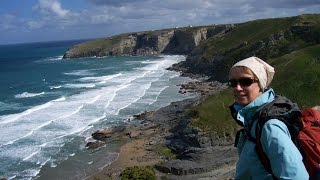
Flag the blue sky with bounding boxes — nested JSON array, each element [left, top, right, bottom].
[[1, 0, 320, 45]]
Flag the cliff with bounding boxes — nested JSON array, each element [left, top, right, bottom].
[[175, 14, 320, 82], [63, 25, 234, 58]]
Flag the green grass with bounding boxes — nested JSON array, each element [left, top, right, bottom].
[[155, 145, 176, 159], [270, 44, 320, 108], [200, 16, 298, 60], [198, 14, 320, 63], [190, 89, 236, 137], [120, 166, 156, 180]]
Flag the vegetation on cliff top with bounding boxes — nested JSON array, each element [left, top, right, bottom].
[[184, 14, 320, 81]]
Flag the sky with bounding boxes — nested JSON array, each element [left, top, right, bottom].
[[0, 0, 320, 45]]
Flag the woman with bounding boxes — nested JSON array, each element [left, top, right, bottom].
[[229, 56, 308, 179]]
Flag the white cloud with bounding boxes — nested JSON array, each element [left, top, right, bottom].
[[27, 20, 45, 29], [25, 0, 81, 31], [33, 0, 71, 18], [90, 14, 115, 24]]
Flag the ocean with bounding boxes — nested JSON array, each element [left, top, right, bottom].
[[0, 40, 196, 179]]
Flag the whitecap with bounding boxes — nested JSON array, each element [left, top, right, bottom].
[[49, 56, 63, 61], [148, 86, 169, 105], [87, 95, 101, 104], [50, 85, 62, 89], [79, 73, 122, 82], [51, 163, 57, 168], [64, 70, 95, 76], [14, 92, 45, 98], [23, 148, 41, 161], [52, 96, 66, 102], [0, 96, 65, 125], [41, 157, 51, 166], [64, 83, 96, 88], [0, 101, 53, 124], [8, 175, 17, 179]]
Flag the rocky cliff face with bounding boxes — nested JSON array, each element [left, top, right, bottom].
[[63, 25, 234, 58]]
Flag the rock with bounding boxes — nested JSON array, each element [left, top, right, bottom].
[[155, 146, 237, 176], [92, 125, 126, 141], [85, 141, 106, 150], [127, 130, 141, 138]]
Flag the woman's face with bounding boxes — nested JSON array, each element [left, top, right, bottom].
[[229, 67, 262, 106]]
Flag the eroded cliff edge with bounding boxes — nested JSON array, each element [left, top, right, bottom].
[[63, 25, 234, 58]]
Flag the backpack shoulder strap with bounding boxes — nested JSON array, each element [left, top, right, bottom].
[[254, 95, 302, 179]]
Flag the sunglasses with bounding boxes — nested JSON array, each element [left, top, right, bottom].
[[228, 77, 258, 87]]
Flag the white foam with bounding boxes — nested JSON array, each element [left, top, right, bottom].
[[8, 175, 17, 180], [3, 119, 53, 146], [43, 56, 64, 61], [0, 101, 53, 124], [79, 73, 122, 82], [23, 148, 41, 161], [64, 70, 95, 76], [148, 86, 169, 105], [57, 105, 84, 120], [40, 157, 51, 166], [14, 92, 45, 99], [87, 95, 101, 104], [53, 96, 66, 102], [50, 85, 62, 89], [50, 56, 63, 61], [115, 82, 152, 115], [141, 60, 156, 64], [64, 83, 96, 88], [0, 96, 65, 126], [104, 84, 131, 109]]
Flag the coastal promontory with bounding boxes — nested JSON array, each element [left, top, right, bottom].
[[63, 25, 234, 58]]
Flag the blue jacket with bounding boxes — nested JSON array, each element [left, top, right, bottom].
[[232, 88, 308, 180]]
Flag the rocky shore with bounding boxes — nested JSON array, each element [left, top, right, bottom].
[[86, 78, 237, 180]]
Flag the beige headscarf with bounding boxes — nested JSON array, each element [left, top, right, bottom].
[[230, 56, 275, 90]]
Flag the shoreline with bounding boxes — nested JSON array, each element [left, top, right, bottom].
[[86, 77, 237, 180]]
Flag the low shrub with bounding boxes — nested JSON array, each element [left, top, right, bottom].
[[120, 166, 156, 180]]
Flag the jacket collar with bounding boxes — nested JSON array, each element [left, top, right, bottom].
[[230, 88, 275, 127]]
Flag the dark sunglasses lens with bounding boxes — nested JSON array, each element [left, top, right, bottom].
[[228, 80, 238, 87], [239, 78, 254, 86], [228, 78, 255, 87]]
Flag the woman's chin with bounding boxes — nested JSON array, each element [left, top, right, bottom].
[[236, 97, 249, 106]]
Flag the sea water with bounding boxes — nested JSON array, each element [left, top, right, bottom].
[[0, 40, 196, 179]]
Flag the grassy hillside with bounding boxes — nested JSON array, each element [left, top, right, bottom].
[[200, 14, 320, 60], [191, 44, 320, 136], [185, 14, 320, 81], [270, 44, 320, 107]]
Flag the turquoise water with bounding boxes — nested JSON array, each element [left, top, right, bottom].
[[0, 40, 196, 179]]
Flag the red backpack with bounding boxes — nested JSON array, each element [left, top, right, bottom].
[[253, 96, 320, 179], [298, 108, 320, 179]]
